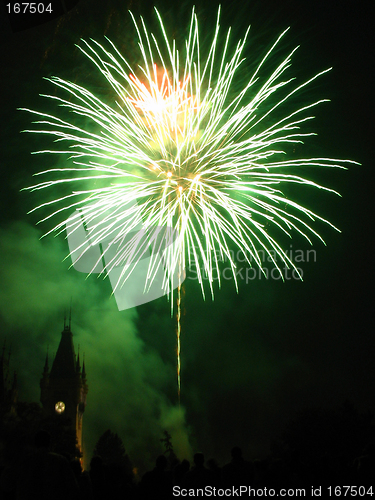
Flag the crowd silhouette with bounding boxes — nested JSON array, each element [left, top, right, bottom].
[[0, 429, 374, 499]]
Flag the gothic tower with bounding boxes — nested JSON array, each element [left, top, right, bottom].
[[40, 316, 88, 456]]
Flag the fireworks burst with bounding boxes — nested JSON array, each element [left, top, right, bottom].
[[22, 7, 357, 392]]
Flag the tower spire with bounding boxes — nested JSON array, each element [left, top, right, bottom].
[[69, 298, 72, 330], [76, 344, 81, 373], [82, 353, 87, 382], [43, 346, 49, 374], [40, 319, 88, 461]]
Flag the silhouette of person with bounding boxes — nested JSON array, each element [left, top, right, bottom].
[[71, 458, 93, 500], [140, 455, 172, 500], [222, 446, 253, 486], [207, 458, 222, 487], [173, 458, 190, 486], [89, 455, 108, 500], [184, 452, 212, 488]]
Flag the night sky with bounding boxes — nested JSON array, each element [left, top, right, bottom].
[[0, 0, 373, 473]]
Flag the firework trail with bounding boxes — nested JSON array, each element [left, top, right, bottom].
[[22, 7, 357, 393]]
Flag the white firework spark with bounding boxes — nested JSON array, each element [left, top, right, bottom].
[[22, 6, 357, 301]]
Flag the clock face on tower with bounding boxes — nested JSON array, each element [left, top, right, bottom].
[[55, 401, 66, 414]]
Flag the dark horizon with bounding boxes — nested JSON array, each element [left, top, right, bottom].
[[0, 0, 373, 476]]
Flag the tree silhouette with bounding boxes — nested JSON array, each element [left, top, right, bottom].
[[93, 429, 133, 478], [160, 430, 178, 467]]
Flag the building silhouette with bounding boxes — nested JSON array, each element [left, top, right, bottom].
[[40, 315, 88, 456]]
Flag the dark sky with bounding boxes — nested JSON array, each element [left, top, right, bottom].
[[0, 0, 373, 472]]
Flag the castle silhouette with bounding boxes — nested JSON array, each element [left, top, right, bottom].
[[1, 315, 88, 460]]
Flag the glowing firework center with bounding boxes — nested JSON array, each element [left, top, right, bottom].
[[127, 65, 205, 214]]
